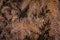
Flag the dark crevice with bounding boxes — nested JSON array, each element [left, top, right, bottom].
[[38, 5, 50, 18], [38, 18, 50, 40], [38, 33, 45, 40], [2, 0, 9, 6], [38, 29, 50, 40], [1, 35, 6, 40], [46, 9, 50, 13], [38, 8, 46, 18], [19, 5, 29, 18], [25, 36, 31, 40], [11, 0, 23, 2], [0, 30, 2, 34]]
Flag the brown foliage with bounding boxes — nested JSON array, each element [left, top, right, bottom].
[[0, 0, 60, 40]]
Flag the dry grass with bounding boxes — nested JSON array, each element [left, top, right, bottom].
[[0, 0, 60, 40]]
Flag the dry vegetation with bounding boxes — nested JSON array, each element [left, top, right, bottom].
[[0, 0, 60, 40]]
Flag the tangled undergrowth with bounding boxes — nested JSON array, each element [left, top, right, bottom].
[[0, 0, 60, 40]]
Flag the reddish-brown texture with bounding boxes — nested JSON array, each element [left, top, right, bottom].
[[0, 0, 60, 40]]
